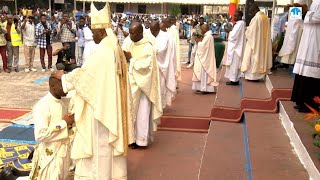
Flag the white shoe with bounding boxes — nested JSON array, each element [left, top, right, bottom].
[[30, 68, 37, 72], [42, 69, 46, 72], [24, 69, 30, 73], [49, 68, 54, 72]]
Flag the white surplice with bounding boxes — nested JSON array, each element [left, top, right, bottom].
[[278, 18, 304, 65], [154, 30, 176, 108], [293, 0, 320, 79], [29, 93, 71, 180], [224, 20, 246, 82], [192, 30, 218, 92], [241, 11, 273, 80]]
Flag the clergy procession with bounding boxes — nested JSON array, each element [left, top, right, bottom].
[[0, 0, 320, 179]]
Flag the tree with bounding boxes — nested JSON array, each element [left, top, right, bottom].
[[169, 4, 181, 17]]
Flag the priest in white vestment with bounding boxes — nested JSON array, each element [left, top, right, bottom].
[[52, 3, 134, 180], [29, 77, 73, 180], [150, 21, 176, 108], [241, 4, 273, 81], [124, 22, 163, 149], [291, 0, 320, 112], [192, 24, 219, 93], [82, 25, 98, 65], [279, 0, 307, 65], [224, 11, 246, 85], [168, 17, 182, 82]]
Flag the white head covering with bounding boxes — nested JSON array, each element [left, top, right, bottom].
[[90, 2, 112, 29], [90, 3, 118, 47]]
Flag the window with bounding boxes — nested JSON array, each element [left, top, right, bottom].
[[116, 4, 124, 13], [138, 5, 146, 14]]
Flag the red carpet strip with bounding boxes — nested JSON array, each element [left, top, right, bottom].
[[0, 107, 31, 123], [210, 88, 292, 122]]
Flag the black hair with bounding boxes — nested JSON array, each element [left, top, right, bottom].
[[79, 16, 85, 20], [236, 10, 244, 18], [40, 14, 46, 18], [49, 76, 61, 86]]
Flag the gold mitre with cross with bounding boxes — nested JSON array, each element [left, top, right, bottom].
[[90, 2, 112, 29]]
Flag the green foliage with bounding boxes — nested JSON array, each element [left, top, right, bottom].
[[169, 4, 181, 17], [313, 139, 320, 148]]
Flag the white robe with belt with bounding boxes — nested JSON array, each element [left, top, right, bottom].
[[155, 30, 176, 108], [224, 20, 246, 82]]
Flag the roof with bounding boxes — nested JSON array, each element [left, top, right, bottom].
[[76, 0, 291, 6]]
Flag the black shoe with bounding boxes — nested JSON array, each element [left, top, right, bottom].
[[294, 105, 301, 109], [129, 143, 141, 149], [14, 69, 19, 72], [248, 79, 260, 82], [226, 81, 239, 85], [298, 107, 311, 113]]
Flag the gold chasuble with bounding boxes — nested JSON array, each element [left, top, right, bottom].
[[127, 37, 163, 131], [241, 11, 272, 78]]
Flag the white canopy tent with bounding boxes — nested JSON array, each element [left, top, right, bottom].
[[74, 0, 293, 15], [75, 0, 292, 5]]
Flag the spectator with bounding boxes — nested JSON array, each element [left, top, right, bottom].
[[36, 14, 53, 72], [114, 19, 129, 46], [22, 15, 37, 72], [54, 42, 77, 73], [6, 15, 22, 72], [57, 12, 77, 59], [76, 16, 85, 66], [0, 15, 8, 73]]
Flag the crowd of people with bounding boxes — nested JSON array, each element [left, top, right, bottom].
[[0, 5, 232, 74], [0, 8, 86, 73], [0, 0, 319, 178]]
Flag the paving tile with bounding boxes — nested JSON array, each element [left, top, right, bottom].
[[246, 112, 309, 180], [199, 122, 247, 180], [128, 131, 207, 180]]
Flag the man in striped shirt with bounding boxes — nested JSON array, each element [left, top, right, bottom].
[[57, 12, 77, 59]]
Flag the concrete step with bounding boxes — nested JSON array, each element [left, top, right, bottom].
[[198, 121, 247, 179], [214, 68, 242, 108], [280, 101, 320, 178], [127, 131, 207, 180], [160, 68, 215, 131], [245, 112, 309, 180]]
